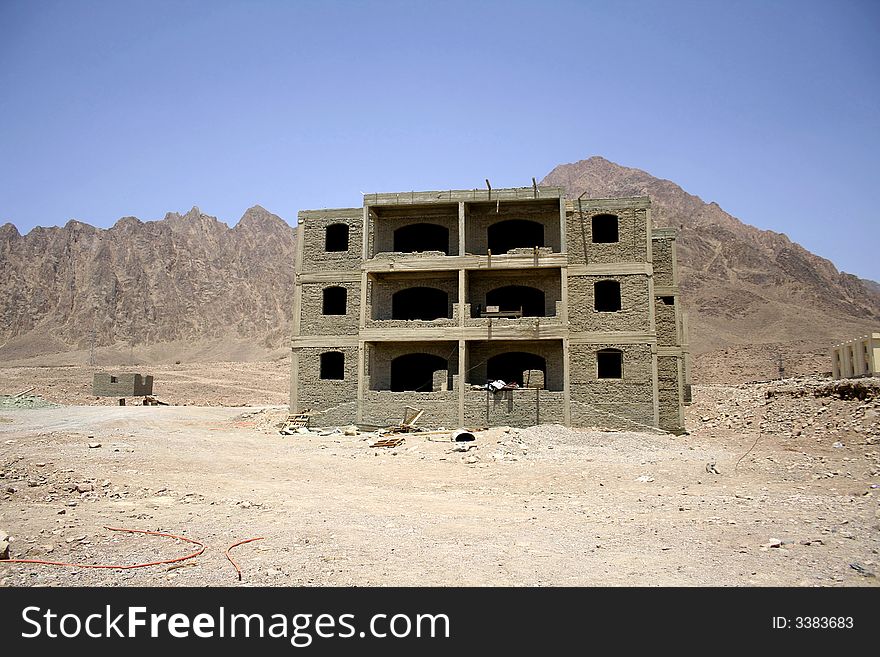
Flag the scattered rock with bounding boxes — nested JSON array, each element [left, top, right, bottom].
[[636, 475, 655, 483], [75, 483, 94, 493], [88, 442, 102, 449], [849, 563, 876, 578], [0, 529, 10, 560]]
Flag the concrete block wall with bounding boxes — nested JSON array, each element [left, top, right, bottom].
[[361, 390, 460, 428], [466, 340, 564, 391], [566, 203, 650, 265], [368, 274, 458, 320], [93, 373, 154, 397], [657, 355, 684, 432], [568, 343, 655, 427], [366, 341, 459, 391], [294, 346, 359, 423], [370, 207, 460, 256], [654, 298, 679, 346], [464, 389, 565, 427], [298, 209, 363, 271], [652, 237, 674, 288], [568, 274, 652, 332], [300, 281, 361, 336], [467, 270, 562, 317], [465, 202, 562, 254]]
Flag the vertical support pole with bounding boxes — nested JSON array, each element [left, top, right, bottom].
[[458, 269, 466, 328], [458, 339, 466, 427]]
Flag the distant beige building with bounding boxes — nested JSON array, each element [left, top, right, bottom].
[[290, 185, 690, 432], [832, 333, 880, 379]]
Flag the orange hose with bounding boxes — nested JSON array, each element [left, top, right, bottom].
[[0, 526, 205, 570], [224, 537, 264, 581]]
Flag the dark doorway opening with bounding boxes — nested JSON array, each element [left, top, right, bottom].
[[485, 285, 546, 317], [325, 223, 349, 252], [320, 352, 344, 380], [487, 219, 544, 254], [392, 287, 449, 320], [591, 214, 619, 243], [322, 286, 347, 315], [594, 280, 621, 312], [597, 349, 623, 379], [390, 353, 448, 392], [486, 352, 547, 387], [393, 223, 450, 254]]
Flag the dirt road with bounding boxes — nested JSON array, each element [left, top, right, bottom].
[[1, 392, 878, 587]]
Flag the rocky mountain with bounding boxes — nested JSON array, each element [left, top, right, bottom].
[[542, 157, 880, 381], [0, 206, 296, 364], [2, 157, 876, 381]]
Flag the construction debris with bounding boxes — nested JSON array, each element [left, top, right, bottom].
[[451, 429, 476, 442], [0, 394, 56, 410], [400, 406, 423, 430], [371, 437, 406, 449], [279, 412, 311, 435]]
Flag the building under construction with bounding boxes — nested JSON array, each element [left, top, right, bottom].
[[290, 185, 690, 432]]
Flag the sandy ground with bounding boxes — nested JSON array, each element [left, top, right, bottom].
[[0, 364, 878, 587]]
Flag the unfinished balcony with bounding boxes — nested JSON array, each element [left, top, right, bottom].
[[367, 203, 460, 268], [462, 269, 563, 339], [365, 271, 459, 332], [464, 198, 562, 257], [362, 341, 460, 427]]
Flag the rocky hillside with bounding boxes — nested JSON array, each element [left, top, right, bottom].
[[542, 157, 880, 381], [2, 157, 877, 380], [0, 206, 296, 363]]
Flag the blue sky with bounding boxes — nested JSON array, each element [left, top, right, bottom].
[[1, 0, 878, 280]]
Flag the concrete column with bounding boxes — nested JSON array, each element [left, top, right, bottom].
[[458, 339, 466, 426], [560, 266, 569, 324], [290, 222, 305, 409], [356, 341, 366, 424], [832, 347, 841, 379], [362, 205, 370, 258], [290, 348, 300, 411], [562, 337, 571, 426], [650, 345, 660, 428], [558, 197, 567, 254], [360, 272, 368, 329], [458, 201, 466, 256], [458, 269, 466, 327]]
